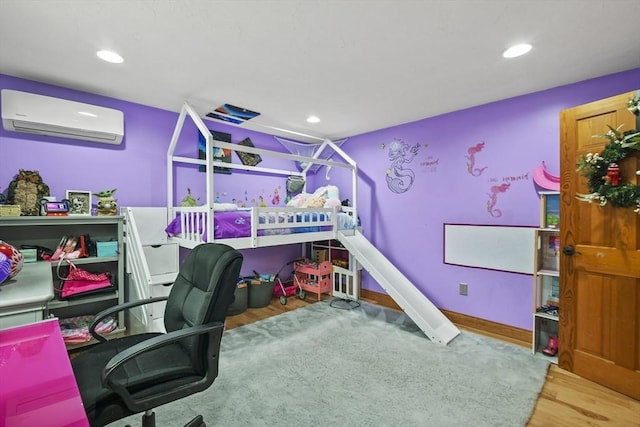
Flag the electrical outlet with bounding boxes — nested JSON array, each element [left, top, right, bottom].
[[459, 282, 468, 296]]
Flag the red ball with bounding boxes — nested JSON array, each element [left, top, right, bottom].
[[0, 241, 24, 280]]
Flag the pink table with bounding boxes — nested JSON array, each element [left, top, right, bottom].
[[0, 318, 89, 427]]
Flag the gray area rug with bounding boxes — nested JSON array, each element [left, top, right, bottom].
[[111, 300, 549, 427]]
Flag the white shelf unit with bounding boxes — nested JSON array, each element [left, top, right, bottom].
[[0, 216, 125, 347], [532, 190, 560, 363]]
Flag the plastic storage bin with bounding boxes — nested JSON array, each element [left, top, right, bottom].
[[227, 281, 248, 315], [248, 278, 275, 308]]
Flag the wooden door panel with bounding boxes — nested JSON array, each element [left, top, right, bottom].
[[573, 351, 640, 400], [574, 273, 606, 353], [560, 90, 640, 400], [574, 246, 640, 277], [576, 113, 617, 152], [611, 278, 639, 368]]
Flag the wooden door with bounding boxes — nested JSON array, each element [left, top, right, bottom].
[[559, 91, 640, 400]]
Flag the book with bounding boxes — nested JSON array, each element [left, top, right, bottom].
[[541, 234, 560, 270]]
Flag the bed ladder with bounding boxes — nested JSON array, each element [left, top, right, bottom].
[[337, 230, 460, 345]]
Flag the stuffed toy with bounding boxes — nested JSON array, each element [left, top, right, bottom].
[[286, 193, 307, 208], [286, 185, 341, 210], [302, 196, 326, 208], [313, 185, 341, 211], [324, 197, 342, 210]]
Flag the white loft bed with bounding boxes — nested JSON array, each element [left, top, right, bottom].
[[130, 100, 460, 344], [165, 101, 361, 300], [166, 101, 359, 250]]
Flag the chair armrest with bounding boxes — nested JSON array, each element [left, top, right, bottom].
[[101, 321, 225, 412], [89, 296, 169, 342]]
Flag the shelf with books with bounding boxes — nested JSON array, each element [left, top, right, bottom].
[[532, 191, 560, 362], [539, 191, 560, 229], [538, 231, 560, 272]]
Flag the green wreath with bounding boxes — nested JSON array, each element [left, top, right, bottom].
[[576, 122, 640, 212]]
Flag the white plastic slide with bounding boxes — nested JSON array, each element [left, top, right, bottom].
[[338, 230, 460, 345]]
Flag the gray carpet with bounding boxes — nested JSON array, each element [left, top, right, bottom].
[[111, 300, 550, 427]]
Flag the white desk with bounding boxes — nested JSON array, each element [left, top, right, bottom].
[[0, 262, 54, 329]]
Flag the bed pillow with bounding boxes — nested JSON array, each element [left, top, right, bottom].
[[213, 202, 238, 211]]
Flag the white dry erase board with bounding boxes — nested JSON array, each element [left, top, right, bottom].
[[443, 224, 536, 274]]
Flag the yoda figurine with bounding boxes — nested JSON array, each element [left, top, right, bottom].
[[95, 189, 118, 216]]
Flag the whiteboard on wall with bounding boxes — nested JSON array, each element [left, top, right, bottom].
[[443, 224, 536, 274]]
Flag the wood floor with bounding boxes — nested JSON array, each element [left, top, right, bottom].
[[226, 297, 640, 427]]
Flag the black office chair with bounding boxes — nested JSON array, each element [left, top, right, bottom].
[[71, 243, 243, 427]]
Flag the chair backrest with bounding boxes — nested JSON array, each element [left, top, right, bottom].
[[163, 243, 242, 376], [164, 243, 243, 334]]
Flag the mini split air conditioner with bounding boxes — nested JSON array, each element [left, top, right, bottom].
[[1, 89, 124, 144]]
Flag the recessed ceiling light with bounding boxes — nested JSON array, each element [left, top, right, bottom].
[[502, 43, 532, 59], [306, 115, 320, 124], [96, 50, 124, 64]]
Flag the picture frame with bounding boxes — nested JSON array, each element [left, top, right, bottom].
[[66, 190, 92, 216], [198, 130, 232, 174], [236, 137, 262, 166]]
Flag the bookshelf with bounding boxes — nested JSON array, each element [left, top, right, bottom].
[[532, 191, 560, 363]]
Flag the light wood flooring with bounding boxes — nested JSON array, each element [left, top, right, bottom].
[[226, 297, 640, 427]]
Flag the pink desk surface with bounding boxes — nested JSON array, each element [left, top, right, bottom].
[[0, 318, 89, 427]]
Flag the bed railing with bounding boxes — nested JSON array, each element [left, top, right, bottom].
[[169, 206, 340, 249], [172, 206, 209, 245]]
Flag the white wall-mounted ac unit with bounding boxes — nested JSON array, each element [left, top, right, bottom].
[[1, 89, 124, 144]]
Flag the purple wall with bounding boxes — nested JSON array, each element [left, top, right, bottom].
[[2, 69, 639, 329], [328, 68, 640, 329]]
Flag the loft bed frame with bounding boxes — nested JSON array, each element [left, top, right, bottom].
[[166, 102, 362, 300], [166, 101, 359, 250]]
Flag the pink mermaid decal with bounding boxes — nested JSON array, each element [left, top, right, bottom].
[[486, 183, 510, 217], [465, 142, 488, 176]]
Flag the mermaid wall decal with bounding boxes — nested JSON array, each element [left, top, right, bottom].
[[465, 141, 488, 176], [486, 182, 511, 218], [385, 138, 420, 193]]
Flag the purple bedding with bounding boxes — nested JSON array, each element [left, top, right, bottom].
[[165, 211, 252, 240], [215, 210, 251, 238]]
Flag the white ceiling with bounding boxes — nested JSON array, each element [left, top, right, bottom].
[[1, 0, 639, 142]]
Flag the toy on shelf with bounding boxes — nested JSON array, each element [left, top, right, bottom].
[[95, 189, 118, 216]]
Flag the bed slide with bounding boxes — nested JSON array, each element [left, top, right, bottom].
[[337, 230, 460, 345]]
